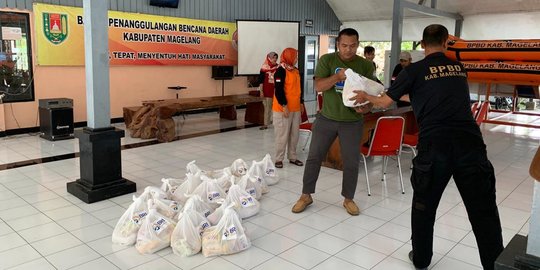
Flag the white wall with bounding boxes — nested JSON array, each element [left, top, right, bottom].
[[343, 17, 455, 41], [343, 11, 540, 41], [461, 12, 540, 39]]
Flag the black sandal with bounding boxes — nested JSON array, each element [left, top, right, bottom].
[[275, 161, 283, 168], [289, 160, 304, 166]]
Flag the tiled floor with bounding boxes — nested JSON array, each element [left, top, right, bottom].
[[0, 106, 539, 270]]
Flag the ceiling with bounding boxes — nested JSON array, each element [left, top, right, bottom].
[[326, 0, 540, 22]]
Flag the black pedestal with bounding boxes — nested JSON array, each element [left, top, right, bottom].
[[67, 127, 136, 203], [495, 234, 540, 270]]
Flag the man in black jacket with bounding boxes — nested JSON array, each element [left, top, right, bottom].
[[351, 24, 504, 270]]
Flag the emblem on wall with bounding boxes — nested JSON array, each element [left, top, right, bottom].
[[43, 13, 68, 44]]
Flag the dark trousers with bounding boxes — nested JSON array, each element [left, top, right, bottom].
[[410, 136, 504, 270], [302, 115, 363, 199]]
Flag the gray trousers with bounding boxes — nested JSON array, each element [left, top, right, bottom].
[[302, 114, 363, 199]]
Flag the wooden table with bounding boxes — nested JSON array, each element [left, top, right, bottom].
[[123, 94, 263, 142], [322, 106, 418, 170]]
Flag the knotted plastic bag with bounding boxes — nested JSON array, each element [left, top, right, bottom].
[[342, 69, 384, 107], [135, 199, 177, 254], [160, 177, 185, 198], [170, 171, 203, 204], [111, 186, 166, 245], [237, 173, 263, 200], [207, 179, 260, 224], [170, 209, 210, 257], [192, 175, 226, 209], [202, 205, 251, 257], [152, 197, 182, 220], [183, 194, 214, 218]]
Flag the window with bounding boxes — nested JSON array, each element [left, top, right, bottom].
[[0, 12, 34, 103], [328, 37, 336, 54]]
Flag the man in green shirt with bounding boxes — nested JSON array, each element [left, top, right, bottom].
[[292, 28, 375, 216]]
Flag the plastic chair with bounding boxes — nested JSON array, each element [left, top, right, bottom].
[[475, 101, 490, 125], [402, 132, 418, 170], [471, 101, 479, 118], [299, 103, 312, 151], [402, 132, 418, 157], [360, 116, 405, 196]]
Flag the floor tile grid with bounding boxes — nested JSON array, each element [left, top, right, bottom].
[[0, 110, 539, 269]]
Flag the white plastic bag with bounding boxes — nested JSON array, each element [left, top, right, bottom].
[[237, 174, 263, 200], [171, 210, 210, 257], [170, 171, 203, 204], [227, 184, 260, 219], [183, 194, 214, 218], [111, 186, 165, 245], [111, 194, 149, 245], [186, 160, 204, 175], [135, 200, 177, 254], [153, 197, 182, 220], [230, 159, 248, 177], [208, 181, 260, 223], [160, 177, 185, 198], [248, 161, 269, 194], [342, 69, 384, 107], [215, 171, 233, 194], [202, 205, 251, 257], [260, 154, 279, 185], [192, 175, 226, 209]]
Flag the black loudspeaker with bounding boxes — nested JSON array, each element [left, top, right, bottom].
[[212, 66, 234, 80], [39, 99, 74, 141]]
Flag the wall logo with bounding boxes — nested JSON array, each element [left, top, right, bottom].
[[43, 13, 68, 44]]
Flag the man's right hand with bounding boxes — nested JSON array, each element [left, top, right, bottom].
[[336, 68, 347, 82]]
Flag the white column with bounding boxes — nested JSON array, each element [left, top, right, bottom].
[[83, 0, 110, 129], [527, 181, 540, 256]]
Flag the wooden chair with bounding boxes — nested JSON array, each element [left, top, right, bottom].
[[360, 116, 405, 196]]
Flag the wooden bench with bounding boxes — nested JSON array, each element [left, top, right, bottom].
[[123, 94, 263, 142]]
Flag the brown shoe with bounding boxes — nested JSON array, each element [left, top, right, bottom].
[[292, 194, 313, 213], [343, 199, 360, 216]]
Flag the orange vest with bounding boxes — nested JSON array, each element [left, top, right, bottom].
[[273, 68, 301, 112]]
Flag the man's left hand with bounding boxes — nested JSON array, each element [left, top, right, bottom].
[[354, 103, 372, 114], [349, 90, 369, 106]]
